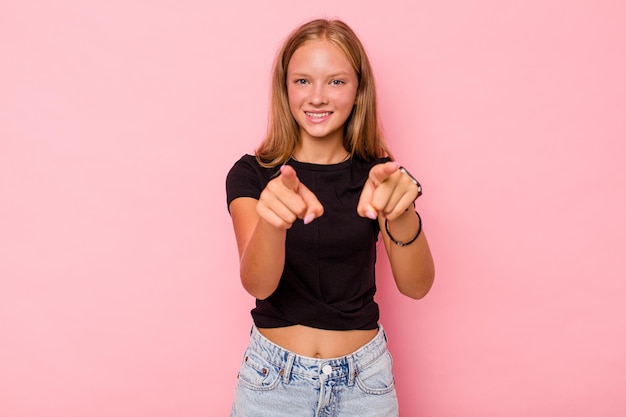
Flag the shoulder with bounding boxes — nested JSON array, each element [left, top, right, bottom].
[[229, 154, 259, 171], [226, 154, 279, 209], [371, 156, 392, 166], [229, 154, 279, 177], [227, 154, 276, 180]]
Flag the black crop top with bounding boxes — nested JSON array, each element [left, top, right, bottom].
[[226, 154, 390, 330]]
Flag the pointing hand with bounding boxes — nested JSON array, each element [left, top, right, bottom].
[[257, 165, 324, 229]]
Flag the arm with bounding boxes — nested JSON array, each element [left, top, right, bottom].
[[229, 165, 324, 300], [379, 209, 435, 299], [229, 197, 287, 300], [357, 162, 435, 299]]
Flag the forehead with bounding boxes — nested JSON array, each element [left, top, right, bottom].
[[287, 40, 354, 74]]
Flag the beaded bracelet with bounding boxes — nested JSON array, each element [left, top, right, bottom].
[[385, 211, 422, 247]]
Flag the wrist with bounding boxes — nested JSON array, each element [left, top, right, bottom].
[[388, 207, 418, 225], [385, 211, 422, 247]]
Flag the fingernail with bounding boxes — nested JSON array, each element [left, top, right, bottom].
[[280, 164, 286, 173], [303, 213, 315, 225], [393, 161, 400, 167], [366, 210, 378, 220]]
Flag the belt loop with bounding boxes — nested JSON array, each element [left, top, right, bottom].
[[282, 352, 295, 384], [347, 355, 356, 387]]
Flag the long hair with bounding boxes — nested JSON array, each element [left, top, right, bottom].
[[255, 19, 391, 167]]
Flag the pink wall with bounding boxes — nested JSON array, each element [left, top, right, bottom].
[[1, 1, 625, 416]]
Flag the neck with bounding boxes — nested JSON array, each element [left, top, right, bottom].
[[292, 149, 350, 164], [293, 142, 350, 165]]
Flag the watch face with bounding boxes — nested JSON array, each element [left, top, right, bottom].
[[399, 167, 422, 198]]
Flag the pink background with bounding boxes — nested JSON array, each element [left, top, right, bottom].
[[2, 1, 625, 416]]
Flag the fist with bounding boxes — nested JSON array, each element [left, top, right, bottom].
[[357, 162, 420, 221], [256, 165, 324, 229]]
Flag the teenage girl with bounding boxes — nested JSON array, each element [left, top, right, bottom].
[[226, 18, 435, 417]]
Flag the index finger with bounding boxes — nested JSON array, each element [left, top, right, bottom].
[[277, 165, 300, 192], [368, 161, 399, 186]]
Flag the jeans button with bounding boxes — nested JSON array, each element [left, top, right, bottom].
[[322, 364, 332, 375]]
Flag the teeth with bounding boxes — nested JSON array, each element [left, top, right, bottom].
[[306, 112, 330, 119]]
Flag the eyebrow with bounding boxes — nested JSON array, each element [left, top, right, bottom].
[[288, 71, 352, 78]]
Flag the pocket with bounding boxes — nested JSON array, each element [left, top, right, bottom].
[[236, 348, 282, 391], [355, 351, 396, 395]]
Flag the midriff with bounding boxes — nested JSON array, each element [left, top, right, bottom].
[[258, 325, 378, 359]]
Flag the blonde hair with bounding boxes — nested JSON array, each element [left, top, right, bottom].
[[256, 19, 391, 167]]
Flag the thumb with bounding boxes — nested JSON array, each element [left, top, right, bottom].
[[297, 184, 324, 225], [357, 162, 398, 219], [357, 180, 377, 219]]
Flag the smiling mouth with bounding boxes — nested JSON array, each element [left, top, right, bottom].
[[305, 111, 331, 119]]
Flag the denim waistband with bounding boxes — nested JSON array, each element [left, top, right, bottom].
[[247, 324, 389, 385]]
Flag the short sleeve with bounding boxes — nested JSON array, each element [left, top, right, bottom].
[[226, 155, 274, 212]]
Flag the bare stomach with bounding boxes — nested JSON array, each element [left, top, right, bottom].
[[258, 325, 378, 359]]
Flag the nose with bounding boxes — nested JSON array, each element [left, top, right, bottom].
[[309, 83, 328, 106]]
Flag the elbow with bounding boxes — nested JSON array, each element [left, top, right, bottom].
[[399, 269, 435, 300], [245, 288, 274, 300], [240, 273, 278, 300], [401, 286, 431, 300]]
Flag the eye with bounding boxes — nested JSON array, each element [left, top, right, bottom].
[[294, 79, 309, 85], [330, 79, 345, 85]]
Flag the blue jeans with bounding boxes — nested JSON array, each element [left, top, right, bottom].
[[230, 324, 399, 417]]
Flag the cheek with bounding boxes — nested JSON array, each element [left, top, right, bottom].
[[334, 89, 358, 110], [287, 89, 302, 110]]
